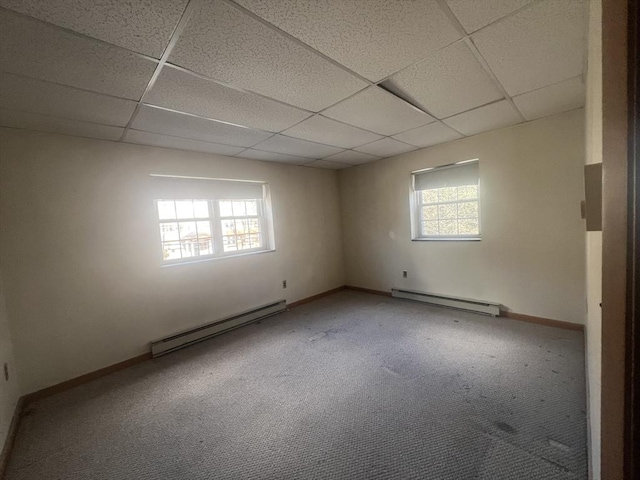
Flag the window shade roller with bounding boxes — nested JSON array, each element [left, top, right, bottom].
[[150, 176, 264, 200], [414, 162, 479, 190]]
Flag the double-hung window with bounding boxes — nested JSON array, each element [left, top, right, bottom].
[[411, 160, 480, 240], [153, 176, 273, 263]]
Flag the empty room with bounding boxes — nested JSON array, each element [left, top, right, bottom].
[[0, 0, 636, 479]]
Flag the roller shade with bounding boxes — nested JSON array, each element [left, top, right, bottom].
[[414, 162, 479, 191], [150, 175, 265, 200]]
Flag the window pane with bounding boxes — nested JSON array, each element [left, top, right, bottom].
[[246, 200, 258, 216], [197, 239, 214, 256], [421, 189, 438, 204], [458, 219, 479, 235], [159, 222, 179, 242], [196, 221, 211, 238], [175, 200, 194, 219], [232, 200, 246, 217], [422, 205, 438, 221], [250, 234, 261, 248], [162, 242, 182, 260], [180, 241, 197, 258], [193, 200, 209, 218], [223, 235, 237, 252], [458, 185, 478, 200], [237, 234, 251, 250], [438, 203, 457, 219], [422, 221, 439, 235], [457, 201, 478, 218], [235, 219, 249, 235], [178, 222, 197, 241], [248, 218, 260, 233], [219, 200, 233, 217], [438, 187, 457, 202], [221, 219, 235, 235], [157, 200, 176, 220], [439, 220, 457, 235]]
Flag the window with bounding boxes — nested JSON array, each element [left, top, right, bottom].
[[153, 176, 272, 263], [411, 160, 480, 240]]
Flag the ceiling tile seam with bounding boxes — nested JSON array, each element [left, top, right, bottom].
[[439, 98, 514, 121], [0, 7, 162, 63], [0, 124, 124, 143], [221, 0, 375, 87], [127, 127, 262, 149], [303, 159, 347, 167], [510, 74, 586, 99], [319, 150, 381, 161], [119, 0, 201, 142], [255, 132, 351, 151], [301, 113, 385, 138], [0, 107, 130, 129], [466, 0, 547, 35], [248, 144, 342, 160]]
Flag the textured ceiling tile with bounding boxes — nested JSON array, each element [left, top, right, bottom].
[[0, 0, 188, 58], [322, 87, 434, 136], [382, 42, 503, 119], [146, 66, 311, 132], [0, 108, 124, 140], [234, 0, 462, 82], [513, 76, 585, 121], [305, 160, 350, 170], [125, 129, 244, 156], [444, 0, 535, 33], [237, 148, 309, 165], [353, 138, 416, 158], [251, 135, 343, 159], [472, 0, 587, 96], [322, 150, 380, 166], [0, 72, 137, 126], [392, 122, 463, 148], [131, 106, 272, 147], [168, 0, 366, 111], [281, 115, 382, 149], [0, 11, 156, 100], [443, 100, 522, 136]]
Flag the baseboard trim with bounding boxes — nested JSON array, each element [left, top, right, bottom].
[[0, 397, 24, 480], [344, 285, 392, 297], [501, 311, 584, 331], [288, 286, 346, 308]]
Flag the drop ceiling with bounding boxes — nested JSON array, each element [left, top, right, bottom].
[[0, 0, 587, 170]]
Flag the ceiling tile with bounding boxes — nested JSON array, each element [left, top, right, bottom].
[[472, 0, 587, 96], [443, 100, 522, 136], [322, 87, 434, 136], [305, 160, 350, 170], [381, 42, 503, 119], [125, 129, 244, 156], [444, 0, 535, 33], [0, 108, 124, 140], [251, 135, 343, 159], [234, 0, 462, 82], [146, 66, 311, 133], [168, 0, 366, 111], [236, 148, 309, 165], [281, 115, 382, 149], [322, 150, 380, 166], [0, 0, 188, 58], [0, 72, 136, 127], [354, 138, 416, 158], [392, 122, 463, 148], [131, 106, 272, 148], [0, 10, 156, 100], [513, 76, 585, 121]]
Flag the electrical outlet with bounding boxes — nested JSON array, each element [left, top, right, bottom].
[[402, 270, 408, 278], [282, 280, 287, 289], [3, 363, 8, 382]]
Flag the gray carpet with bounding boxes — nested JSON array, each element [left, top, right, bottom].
[[5, 291, 587, 479]]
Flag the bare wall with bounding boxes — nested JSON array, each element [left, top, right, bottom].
[[339, 109, 586, 324], [0, 128, 345, 395], [0, 273, 20, 455]]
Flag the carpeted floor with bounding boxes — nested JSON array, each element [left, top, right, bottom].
[[5, 291, 588, 479]]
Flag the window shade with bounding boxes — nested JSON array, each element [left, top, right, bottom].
[[150, 176, 265, 200], [413, 162, 479, 191]]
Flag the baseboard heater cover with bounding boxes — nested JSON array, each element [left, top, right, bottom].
[[391, 289, 500, 316], [151, 299, 287, 357]]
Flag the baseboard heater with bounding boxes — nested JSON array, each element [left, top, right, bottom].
[[391, 289, 500, 316], [151, 299, 287, 357]]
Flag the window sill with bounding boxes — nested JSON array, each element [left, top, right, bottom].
[[161, 248, 276, 267], [412, 237, 481, 242]]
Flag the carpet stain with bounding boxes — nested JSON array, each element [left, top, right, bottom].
[[495, 421, 517, 434]]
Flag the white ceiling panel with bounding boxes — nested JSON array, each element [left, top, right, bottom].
[[354, 138, 416, 158], [146, 66, 311, 133], [233, 0, 462, 82], [322, 150, 380, 166], [0, 72, 137, 127], [125, 129, 244, 156], [0, 10, 156, 100], [472, 0, 587, 96], [168, 0, 366, 112], [392, 122, 463, 148], [305, 160, 349, 170], [0, 0, 188, 58], [322, 87, 434, 136], [236, 148, 309, 165], [382, 42, 504, 119], [443, 100, 522, 136], [0, 108, 124, 140], [252, 135, 343, 159], [513, 76, 585, 121], [131, 106, 272, 147], [444, 0, 535, 33], [281, 115, 382, 149]]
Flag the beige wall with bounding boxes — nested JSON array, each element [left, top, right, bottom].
[[0, 273, 20, 455], [339, 109, 586, 324], [585, 0, 602, 477], [0, 128, 345, 394]]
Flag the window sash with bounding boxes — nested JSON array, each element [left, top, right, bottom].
[[414, 186, 481, 239]]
